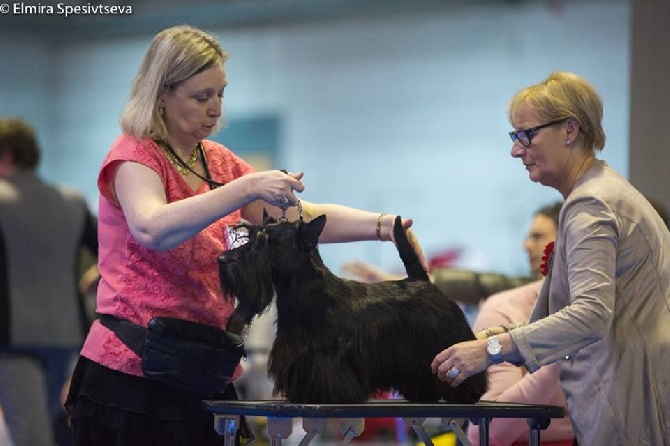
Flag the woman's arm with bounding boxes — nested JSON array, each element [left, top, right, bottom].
[[469, 294, 527, 401], [300, 201, 427, 269], [433, 199, 618, 384], [113, 162, 304, 250], [466, 283, 571, 445], [244, 199, 398, 242], [240, 173, 427, 269]]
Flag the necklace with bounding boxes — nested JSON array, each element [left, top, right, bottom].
[[158, 142, 199, 175]]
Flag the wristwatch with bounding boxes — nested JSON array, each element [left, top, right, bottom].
[[486, 336, 504, 364]]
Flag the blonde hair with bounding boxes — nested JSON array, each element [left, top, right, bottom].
[[120, 25, 228, 141], [508, 71, 606, 153]]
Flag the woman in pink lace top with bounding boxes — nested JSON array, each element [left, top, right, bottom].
[[65, 25, 426, 446]]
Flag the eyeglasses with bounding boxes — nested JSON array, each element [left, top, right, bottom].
[[508, 118, 568, 147]]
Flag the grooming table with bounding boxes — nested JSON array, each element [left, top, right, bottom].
[[204, 399, 565, 446]]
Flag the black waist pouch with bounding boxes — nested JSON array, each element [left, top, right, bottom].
[[99, 314, 245, 397]]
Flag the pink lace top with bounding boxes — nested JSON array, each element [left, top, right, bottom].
[[81, 135, 253, 377]]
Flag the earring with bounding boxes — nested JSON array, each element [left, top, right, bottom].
[[159, 107, 165, 117]]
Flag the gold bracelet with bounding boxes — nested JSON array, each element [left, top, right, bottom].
[[501, 323, 520, 332], [483, 328, 493, 338], [376, 213, 386, 241]]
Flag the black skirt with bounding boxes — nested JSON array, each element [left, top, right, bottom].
[[65, 356, 252, 446]]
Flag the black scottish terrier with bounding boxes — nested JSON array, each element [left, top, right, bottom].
[[218, 213, 487, 404]]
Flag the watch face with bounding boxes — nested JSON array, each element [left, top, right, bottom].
[[487, 339, 502, 355]]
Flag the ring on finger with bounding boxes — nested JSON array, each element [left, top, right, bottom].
[[447, 367, 460, 379]]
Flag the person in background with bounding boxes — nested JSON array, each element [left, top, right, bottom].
[[467, 201, 575, 446], [64, 25, 426, 446], [0, 117, 98, 446], [343, 202, 560, 285], [521, 202, 562, 280], [432, 71, 670, 444]]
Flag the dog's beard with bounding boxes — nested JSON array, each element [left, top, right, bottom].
[[220, 245, 275, 335]]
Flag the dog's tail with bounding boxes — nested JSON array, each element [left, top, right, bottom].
[[393, 216, 430, 281]]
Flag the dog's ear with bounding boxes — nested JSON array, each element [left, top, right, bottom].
[[298, 214, 327, 244]]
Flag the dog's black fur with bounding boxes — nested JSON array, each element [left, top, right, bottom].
[[218, 213, 488, 404]]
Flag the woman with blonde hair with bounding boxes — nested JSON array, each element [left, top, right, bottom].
[[432, 71, 670, 444], [65, 25, 424, 446]]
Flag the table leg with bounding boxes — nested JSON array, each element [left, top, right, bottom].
[[299, 418, 326, 445], [213, 415, 238, 446], [267, 417, 293, 446], [526, 417, 551, 446], [469, 417, 490, 446], [339, 418, 365, 445], [442, 418, 471, 446], [404, 417, 433, 446]]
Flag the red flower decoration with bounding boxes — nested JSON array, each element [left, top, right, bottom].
[[540, 241, 555, 277], [427, 248, 461, 272]]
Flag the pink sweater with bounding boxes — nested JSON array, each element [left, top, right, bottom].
[[81, 135, 253, 377], [468, 280, 574, 446]]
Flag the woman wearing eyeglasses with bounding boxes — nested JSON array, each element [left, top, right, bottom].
[[431, 71, 670, 445]]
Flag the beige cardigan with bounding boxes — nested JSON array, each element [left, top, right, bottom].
[[510, 161, 670, 445]]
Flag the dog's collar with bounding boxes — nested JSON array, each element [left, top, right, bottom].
[[280, 199, 303, 223]]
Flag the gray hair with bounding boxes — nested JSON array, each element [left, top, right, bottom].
[[508, 71, 606, 154]]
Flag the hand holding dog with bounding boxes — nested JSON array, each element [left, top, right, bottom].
[[389, 218, 429, 272], [342, 223, 429, 278], [431, 339, 491, 387], [243, 170, 305, 208]]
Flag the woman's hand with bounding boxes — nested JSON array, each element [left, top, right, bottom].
[[388, 218, 429, 271], [243, 170, 305, 209], [431, 339, 490, 387]]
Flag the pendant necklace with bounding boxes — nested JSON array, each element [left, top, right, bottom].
[[155, 140, 225, 189], [158, 141, 199, 175]]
